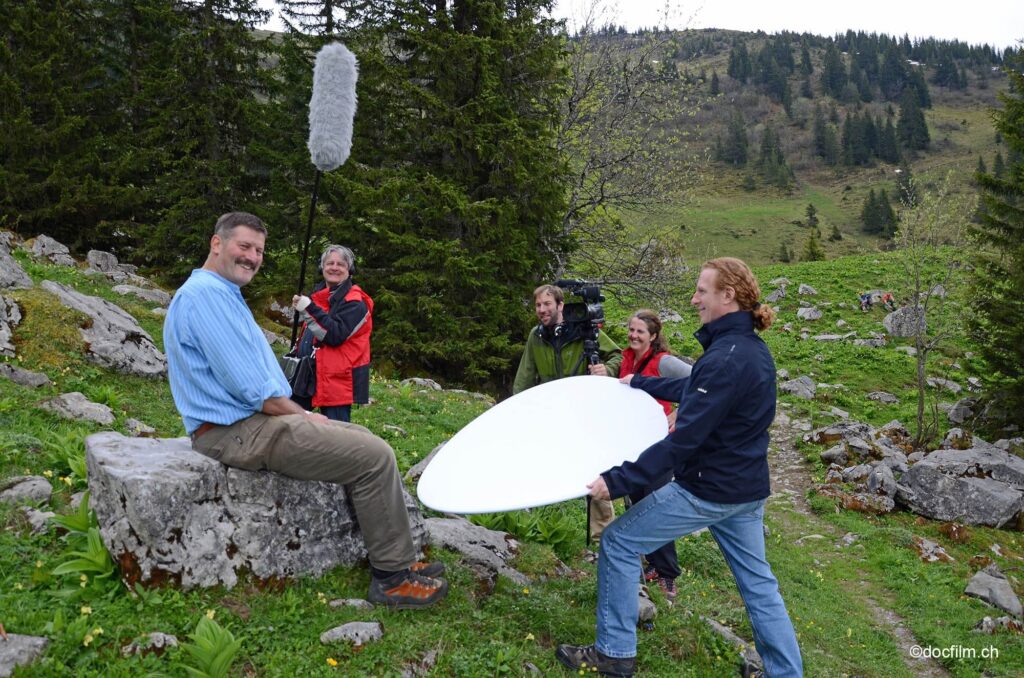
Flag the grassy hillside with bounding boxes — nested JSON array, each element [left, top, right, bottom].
[[3, 246, 1022, 676]]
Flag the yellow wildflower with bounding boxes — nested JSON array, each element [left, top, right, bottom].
[[326, 658, 339, 667], [525, 633, 535, 641], [42, 470, 53, 478], [81, 606, 92, 615], [83, 633, 94, 647], [35, 560, 44, 569], [205, 609, 216, 620], [60, 476, 72, 486], [522, 588, 530, 595], [13, 582, 23, 590]]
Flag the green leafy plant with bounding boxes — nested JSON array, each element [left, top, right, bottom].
[[49, 490, 94, 534], [178, 615, 243, 678], [42, 431, 89, 489]]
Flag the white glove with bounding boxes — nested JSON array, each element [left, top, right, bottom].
[[292, 295, 312, 311]]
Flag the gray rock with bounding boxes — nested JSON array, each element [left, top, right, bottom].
[[820, 444, 848, 466], [20, 506, 56, 534], [382, 424, 408, 437], [798, 284, 818, 295], [0, 249, 33, 290], [895, 345, 918, 356], [424, 516, 528, 585], [87, 250, 120, 272], [638, 593, 657, 622], [41, 280, 167, 377], [769, 277, 791, 287], [940, 428, 971, 450], [896, 457, 1024, 528], [884, 305, 926, 337], [915, 536, 955, 563], [0, 295, 22, 356], [964, 565, 1023, 618], [329, 598, 375, 611], [31, 234, 76, 266], [405, 443, 444, 482], [776, 368, 789, 380], [973, 616, 1023, 634], [967, 377, 983, 392], [261, 328, 287, 347], [812, 332, 856, 342], [948, 397, 978, 424], [922, 447, 1024, 486], [0, 231, 15, 251], [868, 465, 898, 497], [700, 616, 763, 676], [151, 307, 167, 317], [867, 391, 899, 404], [0, 476, 53, 505], [796, 307, 822, 321], [0, 362, 52, 388], [0, 634, 49, 677], [779, 376, 815, 400], [846, 437, 876, 461], [835, 319, 848, 328], [320, 621, 384, 646], [401, 377, 443, 391], [927, 377, 963, 394], [804, 421, 874, 446], [828, 406, 850, 419], [125, 418, 156, 437], [112, 284, 172, 306], [85, 432, 429, 589], [842, 464, 872, 483], [853, 338, 887, 348], [121, 632, 179, 658], [659, 310, 683, 323], [928, 284, 947, 298], [766, 288, 785, 303], [41, 392, 115, 425]]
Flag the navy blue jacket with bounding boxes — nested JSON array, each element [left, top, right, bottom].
[[602, 310, 776, 504]]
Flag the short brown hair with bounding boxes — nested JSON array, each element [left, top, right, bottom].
[[214, 212, 267, 240], [702, 257, 775, 331], [533, 284, 564, 304]]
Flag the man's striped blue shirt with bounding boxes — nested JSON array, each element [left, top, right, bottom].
[[164, 269, 290, 435]]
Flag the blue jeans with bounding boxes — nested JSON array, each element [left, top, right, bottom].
[[596, 482, 803, 677]]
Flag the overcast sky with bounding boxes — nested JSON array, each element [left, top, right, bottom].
[[257, 0, 1022, 51]]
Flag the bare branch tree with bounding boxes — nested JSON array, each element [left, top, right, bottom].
[[894, 171, 974, 449]]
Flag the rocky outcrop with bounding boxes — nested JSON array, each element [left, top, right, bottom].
[[0, 362, 52, 388], [424, 516, 528, 585], [112, 284, 172, 306], [40, 392, 115, 425], [779, 376, 816, 400], [41, 280, 166, 377], [0, 476, 53, 505], [883, 305, 926, 337], [0, 295, 21, 356], [85, 433, 428, 590], [964, 565, 1023, 618], [0, 249, 33, 290], [30, 234, 76, 267], [0, 634, 49, 677]]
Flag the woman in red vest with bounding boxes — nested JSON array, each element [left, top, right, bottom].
[[292, 245, 373, 422], [619, 309, 691, 602]]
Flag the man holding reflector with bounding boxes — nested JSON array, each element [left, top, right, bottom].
[[556, 258, 803, 678]]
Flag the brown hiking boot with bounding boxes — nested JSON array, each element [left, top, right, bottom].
[[409, 560, 446, 578], [368, 571, 448, 610]]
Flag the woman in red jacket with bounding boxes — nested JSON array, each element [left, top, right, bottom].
[[619, 309, 691, 601], [292, 245, 373, 422]]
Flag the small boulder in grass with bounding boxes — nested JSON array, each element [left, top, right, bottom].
[[320, 621, 383, 646]]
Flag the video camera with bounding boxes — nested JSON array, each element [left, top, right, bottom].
[[555, 279, 605, 365]]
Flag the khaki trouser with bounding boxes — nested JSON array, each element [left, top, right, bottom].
[[589, 497, 615, 541], [192, 413, 416, 571]]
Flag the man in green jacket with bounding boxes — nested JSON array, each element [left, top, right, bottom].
[[512, 284, 622, 540]]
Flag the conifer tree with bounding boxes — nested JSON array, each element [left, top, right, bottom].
[[861, 189, 880, 233], [897, 89, 930, 150], [812, 104, 839, 164], [710, 70, 720, 95], [829, 224, 843, 241], [801, 231, 825, 261], [805, 203, 819, 229], [993, 151, 1006, 178], [820, 43, 847, 98], [970, 60, 1024, 422], [717, 110, 749, 166], [878, 117, 901, 163]]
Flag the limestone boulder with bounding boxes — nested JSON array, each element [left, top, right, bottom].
[[883, 305, 926, 337], [964, 565, 1023, 618], [0, 249, 33, 290], [796, 307, 822, 321], [30, 234, 76, 266], [0, 634, 49, 677], [86, 250, 120, 272], [85, 432, 429, 589], [0, 295, 22, 356], [112, 284, 172, 306], [0, 475, 53, 505], [41, 392, 115, 425], [424, 516, 528, 585], [41, 280, 166, 377], [896, 448, 1024, 528], [0, 362, 52, 388], [779, 376, 815, 400]]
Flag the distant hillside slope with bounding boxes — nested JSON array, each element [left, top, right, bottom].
[[586, 26, 1016, 264]]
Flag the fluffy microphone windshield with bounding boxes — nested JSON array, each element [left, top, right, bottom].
[[308, 42, 358, 173]]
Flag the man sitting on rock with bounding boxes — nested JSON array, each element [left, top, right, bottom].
[[163, 211, 447, 609]]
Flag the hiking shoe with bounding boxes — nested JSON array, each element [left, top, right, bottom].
[[367, 571, 448, 610], [643, 566, 659, 582], [555, 644, 636, 677], [410, 560, 446, 578], [656, 576, 677, 603]]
